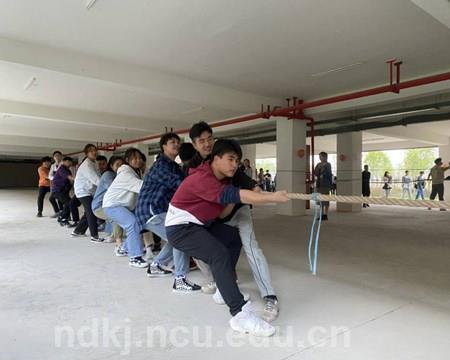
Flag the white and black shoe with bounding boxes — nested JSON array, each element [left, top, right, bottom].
[[147, 263, 173, 277], [129, 256, 148, 268], [172, 277, 202, 293], [114, 246, 128, 257], [90, 236, 105, 243]]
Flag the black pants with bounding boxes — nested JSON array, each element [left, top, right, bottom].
[[48, 192, 63, 213], [430, 184, 444, 201], [70, 196, 81, 222], [167, 222, 245, 316], [38, 186, 52, 214], [54, 191, 71, 221], [73, 196, 98, 237]]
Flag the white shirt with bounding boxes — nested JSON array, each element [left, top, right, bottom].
[[48, 161, 62, 181], [103, 165, 143, 210], [74, 158, 100, 198], [402, 175, 412, 189]]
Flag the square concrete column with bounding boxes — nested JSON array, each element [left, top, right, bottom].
[[336, 132, 362, 212], [439, 142, 450, 162], [276, 117, 306, 216]]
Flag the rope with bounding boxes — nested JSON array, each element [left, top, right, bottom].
[[288, 193, 450, 209], [293, 192, 449, 276]]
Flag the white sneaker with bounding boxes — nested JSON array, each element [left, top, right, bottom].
[[213, 287, 250, 305], [229, 301, 276, 337], [201, 281, 216, 294]]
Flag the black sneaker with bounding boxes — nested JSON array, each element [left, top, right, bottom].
[[316, 214, 328, 221], [147, 263, 172, 277], [67, 221, 79, 228], [173, 277, 201, 293], [59, 220, 70, 227], [90, 236, 105, 243], [129, 256, 148, 268], [36, 212, 43, 218]]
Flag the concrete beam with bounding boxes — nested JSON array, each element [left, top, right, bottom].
[[0, 37, 282, 113], [367, 126, 449, 146]]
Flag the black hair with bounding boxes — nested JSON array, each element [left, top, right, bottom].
[[107, 155, 124, 172], [178, 142, 196, 162], [96, 155, 107, 162], [40, 156, 52, 164], [435, 157, 442, 165], [83, 143, 97, 155], [52, 150, 62, 156], [63, 156, 73, 163], [189, 121, 212, 141], [319, 151, 328, 159], [124, 148, 143, 164], [211, 139, 242, 160], [141, 153, 147, 163], [159, 132, 180, 152]]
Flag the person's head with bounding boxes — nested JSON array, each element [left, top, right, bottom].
[[265, 169, 269, 173], [41, 156, 52, 168], [384, 171, 390, 177], [434, 157, 443, 166], [189, 121, 214, 159], [83, 144, 97, 161], [405, 170, 409, 175], [108, 156, 124, 173], [62, 156, 74, 168], [243, 159, 250, 167], [319, 151, 328, 162], [178, 142, 196, 164], [52, 150, 62, 163], [159, 132, 180, 160], [420, 171, 424, 175], [124, 148, 144, 170], [210, 139, 242, 179], [259, 168, 263, 173], [96, 155, 108, 173], [364, 164, 369, 171]]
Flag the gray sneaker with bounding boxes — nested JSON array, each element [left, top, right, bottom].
[[262, 296, 279, 322]]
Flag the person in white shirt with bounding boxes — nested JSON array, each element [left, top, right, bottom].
[[48, 150, 63, 217], [103, 148, 146, 268], [401, 170, 413, 199], [71, 144, 102, 241]]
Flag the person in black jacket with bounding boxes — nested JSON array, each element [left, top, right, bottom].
[[362, 165, 371, 208]]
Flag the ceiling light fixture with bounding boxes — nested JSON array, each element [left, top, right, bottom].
[[359, 107, 436, 121], [311, 62, 366, 77], [24, 76, 37, 91], [86, 0, 98, 10]]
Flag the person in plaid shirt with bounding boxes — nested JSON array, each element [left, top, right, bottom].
[[135, 132, 201, 293]]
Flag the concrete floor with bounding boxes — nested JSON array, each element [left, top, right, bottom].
[[1, 189, 449, 360]]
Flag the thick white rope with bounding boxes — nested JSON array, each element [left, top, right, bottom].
[[288, 193, 450, 209]]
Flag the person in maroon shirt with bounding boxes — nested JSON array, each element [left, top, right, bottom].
[[165, 139, 289, 337]]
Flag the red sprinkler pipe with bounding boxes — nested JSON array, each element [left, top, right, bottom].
[[66, 68, 450, 156]]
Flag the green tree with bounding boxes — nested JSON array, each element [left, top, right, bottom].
[[401, 148, 437, 178], [363, 151, 393, 179]]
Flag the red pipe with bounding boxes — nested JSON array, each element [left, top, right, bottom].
[[66, 70, 450, 156]]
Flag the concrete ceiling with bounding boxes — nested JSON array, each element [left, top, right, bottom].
[[0, 0, 449, 158]]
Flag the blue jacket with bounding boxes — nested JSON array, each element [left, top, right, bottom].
[[91, 170, 116, 212], [135, 154, 184, 231], [314, 162, 333, 189]]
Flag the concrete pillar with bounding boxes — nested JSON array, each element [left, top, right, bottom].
[[241, 144, 256, 179], [439, 142, 450, 162], [276, 117, 306, 216], [336, 132, 362, 212]]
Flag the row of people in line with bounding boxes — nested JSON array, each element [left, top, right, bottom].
[[36, 121, 291, 337]]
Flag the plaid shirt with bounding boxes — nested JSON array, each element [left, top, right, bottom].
[[135, 154, 184, 231]]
